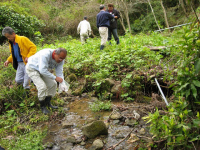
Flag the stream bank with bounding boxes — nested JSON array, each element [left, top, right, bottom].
[[43, 92, 168, 150]]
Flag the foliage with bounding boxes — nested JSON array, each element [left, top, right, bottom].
[[89, 100, 112, 112], [1, 129, 47, 150], [143, 98, 200, 149], [0, 5, 45, 44], [173, 22, 200, 109]]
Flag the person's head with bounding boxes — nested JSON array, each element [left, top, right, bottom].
[[108, 3, 114, 11], [54, 48, 67, 63], [100, 5, 105, 10], [2, 27, 16, 42], [84, 16, 88, 20]]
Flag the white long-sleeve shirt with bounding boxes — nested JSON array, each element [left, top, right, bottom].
[[77, 20, 91, 35], [27, 48, 64, 80]]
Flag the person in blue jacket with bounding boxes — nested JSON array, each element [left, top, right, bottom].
[[96, 5, 114, 50]]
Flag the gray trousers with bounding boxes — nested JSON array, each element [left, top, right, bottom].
[[15, 62, 30, 89], [26, 64, 57, 101]]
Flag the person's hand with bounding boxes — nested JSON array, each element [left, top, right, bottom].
[[55, 77, 63, 83], [4, 60, 10, 67], [114, 16, 118, 19], [24, 57, 28, 63]]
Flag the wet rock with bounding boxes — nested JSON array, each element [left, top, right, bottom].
[[90, 97, 98, 102], [66, 136, 76, 143], [62, 122, 74, 128], [125, 118, 137, 126], [112, 126, 131, 139], [82, 120, 108, 139], [104, 78, 115, 87], [110, 111, 122, 120], [60, 143, 73, 150], [62, 115, 81, 128], [80, 141, 86, 146], [133, 110, 140, 120], [88, 139, 104, 150], [71, 145, 86, 150], [112, 120, 120, 124], [52, 145, 60, 150], [111, 83, 121, 94], [139, 128, 145, 135]]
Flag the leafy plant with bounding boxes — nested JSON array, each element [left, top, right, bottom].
[[143, 98, 200, 149], [89, 100, 112, 112]]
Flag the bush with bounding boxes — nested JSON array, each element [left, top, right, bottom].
[[0, 5, 45, 44]]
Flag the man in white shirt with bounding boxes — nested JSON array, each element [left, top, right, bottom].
[[77, 16, 92, 44], [26, 48, 67, 114]]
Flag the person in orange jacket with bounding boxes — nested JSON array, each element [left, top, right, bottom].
[[2, 27, 37, 96]]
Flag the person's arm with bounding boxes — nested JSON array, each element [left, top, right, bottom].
[[96, 15, 99, 28], [23, 37, 37, 58], [55, 61, 64, 83], [77, 22, 81, 34], [108, 12, 114, 19], [115, 10, 120, 19], [22, 37, 37, 63], [38, 55, 56, 80]]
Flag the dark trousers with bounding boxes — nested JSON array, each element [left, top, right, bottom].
[[108, 28, 119, 41]]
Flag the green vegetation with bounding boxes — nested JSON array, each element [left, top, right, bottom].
[[89, 100, 112, 112], [1, 22, 200, 149], [0, 0, 200, 149]]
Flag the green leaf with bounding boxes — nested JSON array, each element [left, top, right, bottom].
[[178, 83, 189, 92], [189, 137, 199, 142], [191, 84, 197, 99], [192, 80, 200, 87], [185, 89, 190, 98], [30, 102, 35, 107], [194, 58, 200, 74]]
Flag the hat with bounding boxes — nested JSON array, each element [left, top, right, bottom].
[[99, 5, 105, 10]]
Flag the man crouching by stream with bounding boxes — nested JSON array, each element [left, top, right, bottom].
[[26, 48, 67, 114]]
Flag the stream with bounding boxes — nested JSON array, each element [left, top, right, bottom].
[[42, 94, 162, 150]]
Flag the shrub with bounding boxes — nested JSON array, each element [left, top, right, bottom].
[[0, 5, 45, 44]]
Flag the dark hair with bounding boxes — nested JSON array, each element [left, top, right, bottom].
[[108, 3, 114, 7], [2, 27, 15, 36], [99, 5, 105, 10], [84, 16, 87, 20], [55, 48, 67, 55]]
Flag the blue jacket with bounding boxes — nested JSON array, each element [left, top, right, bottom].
[[96, 10, 114, 28]]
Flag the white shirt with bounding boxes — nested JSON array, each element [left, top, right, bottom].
[[27, 48, 64, 80], [77, 20, 91, 35]]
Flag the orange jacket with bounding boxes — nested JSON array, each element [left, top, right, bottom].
[[7, 34, 37, 66]]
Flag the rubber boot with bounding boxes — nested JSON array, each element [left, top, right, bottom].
[[39, 100, 50, 115], [100, 45, 104, 50], [45, 96, 58, 109], [116, 39, 120, 45]]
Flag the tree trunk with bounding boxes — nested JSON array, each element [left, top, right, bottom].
[[147, 0, 161, 31], [121, 0, 131, 33], [118, 12, 126, 32], [160, 0, 169, 31], [115, 0, 126, 33], [179, 0, 188, 17]]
